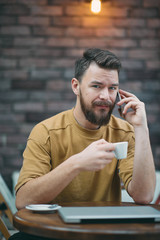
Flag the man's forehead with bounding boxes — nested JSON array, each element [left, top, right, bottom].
[[86, 63, 118, 76], [85, 67, 119, 83]]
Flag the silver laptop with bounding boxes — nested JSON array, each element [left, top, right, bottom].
[[58, 206, 160, 223]]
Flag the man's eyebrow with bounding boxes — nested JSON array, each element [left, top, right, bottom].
[[90, 81, 119, 86], [111, 83, 119, 86], [90, 81, 103, 85]]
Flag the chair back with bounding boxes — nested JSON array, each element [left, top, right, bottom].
[[0, 216, 11, 240], [0, 174, 17, 222], [154, 171, 160, 204]]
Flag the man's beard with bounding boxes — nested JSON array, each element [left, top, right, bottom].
[[79, 90, 115, 127]]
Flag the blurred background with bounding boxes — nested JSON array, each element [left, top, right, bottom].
[[0, 0, 160, 191]]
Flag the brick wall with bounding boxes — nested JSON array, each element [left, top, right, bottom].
[[0, 0, 160, 190]]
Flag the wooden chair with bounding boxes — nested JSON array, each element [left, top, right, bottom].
[[153, 171, 160, 205], [0, 211, 11, 240], [0, 200, 11, 239], [0, 174, 17, 239], [0, 174, 17, 219], [155, 194, 160, 205]]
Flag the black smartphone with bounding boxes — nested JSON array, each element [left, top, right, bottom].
[[116, 91, 124, 117]]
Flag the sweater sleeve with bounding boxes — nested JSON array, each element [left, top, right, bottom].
[[15, 123, 51, 193]]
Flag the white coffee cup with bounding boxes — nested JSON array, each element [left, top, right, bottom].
[[113, 141, 128, 159]]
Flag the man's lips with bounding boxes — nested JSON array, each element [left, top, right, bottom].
[[95, 105, 109, 108]]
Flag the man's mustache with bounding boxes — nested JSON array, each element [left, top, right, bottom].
[[93, 100, 113, 107]]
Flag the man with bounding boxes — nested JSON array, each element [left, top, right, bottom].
[[15, 48, 155, 210]]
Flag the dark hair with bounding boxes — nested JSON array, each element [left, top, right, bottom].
[[75, 48, 121, 82]]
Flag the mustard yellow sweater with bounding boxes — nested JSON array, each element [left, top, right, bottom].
[[16, 109, 134, 203]]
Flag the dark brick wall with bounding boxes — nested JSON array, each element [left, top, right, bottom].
[[0, 0, 160, 190]]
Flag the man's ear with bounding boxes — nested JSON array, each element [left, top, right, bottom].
[[71, 78, 80, 95]]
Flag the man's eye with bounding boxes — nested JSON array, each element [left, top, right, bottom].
[[109, 87, 117, 90], [92, 85, 100, 88]]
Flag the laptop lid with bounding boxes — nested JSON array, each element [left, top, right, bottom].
[[58, 206, 160, 223]]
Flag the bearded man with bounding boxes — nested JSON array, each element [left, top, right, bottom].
[[15, 48, 155, 210]]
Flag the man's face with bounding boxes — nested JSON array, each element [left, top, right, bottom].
[[79, 63, 119, 127]]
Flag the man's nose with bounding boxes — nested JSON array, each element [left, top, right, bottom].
[[99, 89, 109, 100]]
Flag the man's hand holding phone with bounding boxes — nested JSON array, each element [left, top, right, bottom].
[[117, 89, 148, 128]]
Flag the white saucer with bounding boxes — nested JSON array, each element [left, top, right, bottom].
[[25, 204, 61, 212]]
